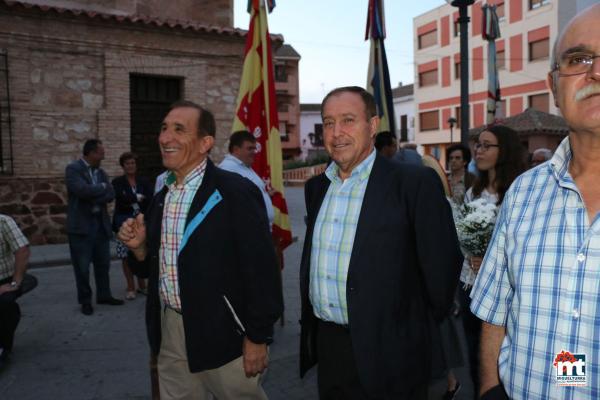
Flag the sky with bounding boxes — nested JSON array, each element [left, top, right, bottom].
[[233, 0, 448, 103]]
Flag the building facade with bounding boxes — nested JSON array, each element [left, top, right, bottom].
[[274, 44, 301, 161], [392, 83, 415, 143], [413, 0, 595, 163], [299, 103, 325, 161], [0, 0, 287, 244]]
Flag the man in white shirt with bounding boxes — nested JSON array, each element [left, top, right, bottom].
[[219, 131, 274, 228]]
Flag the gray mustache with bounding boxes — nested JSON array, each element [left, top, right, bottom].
[[575, 83, 600, 101]]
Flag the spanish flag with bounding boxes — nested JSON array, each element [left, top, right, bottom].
[[232, 0, 292, 251]]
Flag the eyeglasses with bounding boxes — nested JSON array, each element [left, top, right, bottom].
[[474, 142, 499, 152], [552, 52, 600, 76]]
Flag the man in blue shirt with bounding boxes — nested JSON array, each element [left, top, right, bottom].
[[219, 131, 274, 228], [471, 4, 600, 399]]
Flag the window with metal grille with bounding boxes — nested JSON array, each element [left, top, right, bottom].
[[529, 38, 549, 61], [420, 110, 439, 131], [528, 93, 549, 113], [0, 51, 13, 175], [130, 74, 182, 181], [419, 69, 438, 87], [418, 30, 438, 49]]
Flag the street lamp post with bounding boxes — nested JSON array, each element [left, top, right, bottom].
[[446, 0, 474, 146], [447, 117, 457, 144]]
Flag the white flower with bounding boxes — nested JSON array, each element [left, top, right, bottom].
[[454, 198, 498, 257]]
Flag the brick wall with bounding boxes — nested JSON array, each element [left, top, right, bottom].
[[0, 5, 245, 244]]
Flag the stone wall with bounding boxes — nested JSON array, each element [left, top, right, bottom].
[[0, 177, 67, 244], [0, 3, 245, 244]]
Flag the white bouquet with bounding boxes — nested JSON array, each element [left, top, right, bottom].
[[454, 197, 498, 258]]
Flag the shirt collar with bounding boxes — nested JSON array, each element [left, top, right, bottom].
[[325, 149, 376, 183], [165, 158, 208, 188], [224, 154, 247, 168], [81, 158, 92, 169], [549, 136, 573, 184]]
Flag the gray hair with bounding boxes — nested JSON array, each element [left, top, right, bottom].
[[532, 148, 552, 161]]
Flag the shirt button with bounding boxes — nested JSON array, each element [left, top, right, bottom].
[[577, 253, 586, 262], [329, 303, 334, 307], [333, 218, 339, 223], [573, 309, 580, 319], [327, 275, 332, 280]]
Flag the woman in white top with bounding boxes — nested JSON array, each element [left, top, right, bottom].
[[458, 125, 525, 397]]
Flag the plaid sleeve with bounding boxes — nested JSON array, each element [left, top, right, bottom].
[[469, 190, 514, 326], [1, 215, 29, 253]]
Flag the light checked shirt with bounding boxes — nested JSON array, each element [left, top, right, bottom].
[[218, 154, 274, 228], [470, 137, 600, 400], [0, 214, 29, 280], [159, 160, 206, 311], [309, 150, 376, 325]]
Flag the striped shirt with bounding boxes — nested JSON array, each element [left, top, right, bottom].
[[0, 214, 29, 280], [470, 137, 600, 399], [159, 160, 207, 310], [309, 150, 375, 325]]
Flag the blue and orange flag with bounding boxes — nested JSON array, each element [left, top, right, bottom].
[[232, 0, 292, 250], [366, 0, 396, 136]]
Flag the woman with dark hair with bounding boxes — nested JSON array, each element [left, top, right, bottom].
[[458, 125, 525, 397], [112, 152, 153, 300]]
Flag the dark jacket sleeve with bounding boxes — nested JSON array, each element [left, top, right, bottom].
[[65, 162, 110, 200], [94, 169, 115, 204], [230, 180, 283, 344], [412, 167, 463, 320]]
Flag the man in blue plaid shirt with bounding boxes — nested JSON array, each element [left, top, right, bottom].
[[470, 4, 600, 399]]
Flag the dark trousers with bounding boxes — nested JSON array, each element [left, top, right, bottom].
[[68, 218, 112, 305], [0, 277, 21, 354], [316, 319, 428, 400], [459, 287, 481, 396]]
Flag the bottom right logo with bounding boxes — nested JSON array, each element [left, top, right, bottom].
[[554, 350, 586, 386]]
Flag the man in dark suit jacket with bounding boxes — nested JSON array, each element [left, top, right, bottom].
[[65, 139, 123, 315], [299, 87, 463, 399], [118, 101, 282, 399]]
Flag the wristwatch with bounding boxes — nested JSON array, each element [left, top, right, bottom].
[[10, 281, 18, 288]]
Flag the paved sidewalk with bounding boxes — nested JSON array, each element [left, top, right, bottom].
[[1, 186, 473, 399]]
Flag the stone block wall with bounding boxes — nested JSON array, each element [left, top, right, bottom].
[[0, 4, 245, 244], [0, 177, 67, 244]]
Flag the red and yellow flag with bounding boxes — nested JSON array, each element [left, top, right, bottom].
[[232, 0, 292, 250]]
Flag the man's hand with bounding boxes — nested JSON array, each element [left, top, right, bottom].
[[470, 256, 483, 274], [0, 282, 18, 295], [117, 213, 147, 259], [242, 337, 268, 378]]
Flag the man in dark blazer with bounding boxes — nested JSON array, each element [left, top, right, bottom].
[[65, 139, 122, 315], [299, 87, 463, 399], [118, 101, 282, 399]]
